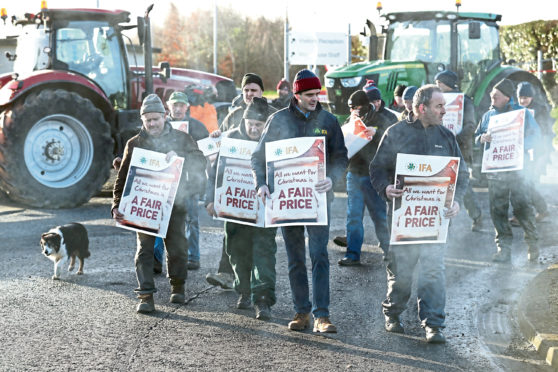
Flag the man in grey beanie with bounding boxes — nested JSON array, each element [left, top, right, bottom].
[[112, 94, 207, 313]]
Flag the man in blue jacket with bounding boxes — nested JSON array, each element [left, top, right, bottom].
[[251, 69, 348, 333], [370, 84, 469, 343], [475, 79, 542, 263]]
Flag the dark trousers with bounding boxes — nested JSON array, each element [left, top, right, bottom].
[[224, 222, 278, 305], [383, 243, 447, 328], [488, 174, 538, 251], [134, 209, 188, 295]]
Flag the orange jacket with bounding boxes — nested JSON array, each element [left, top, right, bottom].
[[190, 104, 218, 133]]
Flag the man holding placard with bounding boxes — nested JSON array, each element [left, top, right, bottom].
[[252, 69, 348, 333], [112, 94, 206, 313], [336, 90, 392, 266], [370, 84, 468, 343], [435, 70, 483, 232], [475, 79, 542, 263], [206, 97, 278, 320]]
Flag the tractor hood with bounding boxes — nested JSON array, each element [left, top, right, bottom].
[[325, 60, 425, 79]]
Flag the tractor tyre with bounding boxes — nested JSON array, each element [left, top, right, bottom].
[[0, 89, 114, 208]]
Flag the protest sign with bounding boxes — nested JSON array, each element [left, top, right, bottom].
[[341, 116, 374, 159], [481, 109, 525, 173], [441, 93, 464, 135], [391, 154, 460, 245], [117, 148, 184, 237], [213, 138, 264, 227], [170, 121, 189, 133], [265, 137, 327, 227]]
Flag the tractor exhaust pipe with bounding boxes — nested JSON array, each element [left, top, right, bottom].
[[143, 4, 154, 95]]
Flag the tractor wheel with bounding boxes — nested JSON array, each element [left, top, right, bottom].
[[0, 89, 114, 208]]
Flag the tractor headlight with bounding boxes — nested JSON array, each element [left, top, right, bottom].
[[340, 76, 362, 88], [325, 77, 335, 88]]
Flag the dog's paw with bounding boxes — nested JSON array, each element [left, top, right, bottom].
[[68, 265, 75, 272], [76, 270, 83, 275], [52, 275, 60, 280]]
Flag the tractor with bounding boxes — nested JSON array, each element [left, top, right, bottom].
[[0, 5, 236, 208], [324, 10, 549, 122]]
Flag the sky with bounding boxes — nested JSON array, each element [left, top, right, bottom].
[[1, 0, 555, 36]]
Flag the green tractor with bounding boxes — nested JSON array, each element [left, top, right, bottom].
[[324, 11, 548, 122]]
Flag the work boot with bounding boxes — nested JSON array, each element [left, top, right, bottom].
[[384, 315, 404, 333], [425, 326, 446, 344], [313, 317, 337, 333], [288, 313, 310, 331], [254, 302, 271, 321], [236, 293, 251, 309], [338, 257, 360, 266], [527, 246, 540, 262], [136, 294, 155, 313], [333, 236, 347, 247], [205, 272, 234, 289], [170, 284, 185, 304], [187, 260, 200, 270], [492, 247, 511, 263]]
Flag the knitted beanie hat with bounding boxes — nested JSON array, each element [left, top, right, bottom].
[[243, 97, 269, 122], [293, 69, 322, 93], [434, 70, 458, 89], [241, 73, 264, 91], [348, 90, 370, 107], [494, 79, 515, 98], [403, 86, 418, 101], [517, 81, 534, 98], [363, 79, 382, 101], [141, 94, 165, 115], [276, 78, 291, 91]]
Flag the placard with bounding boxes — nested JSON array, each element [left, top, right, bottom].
[[117, 148, 184, 237], [481, 109, 525, 173], [265, 137, 327, 227], [170, 121, 189, 133], [442, 93, 464, 135], [391, 154, 460, 245], [213, 138, 264, 227], [341, 117, 374, 159]]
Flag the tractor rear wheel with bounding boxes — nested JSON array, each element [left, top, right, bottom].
[[0, 89, 113, 208]]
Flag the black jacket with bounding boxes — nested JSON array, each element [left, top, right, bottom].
[[345, 103, 397, 176], [370, 118, 469, 205], [112, 122, 207, 213], [171, 114, 209, 141], [251, 98, 348, 192]]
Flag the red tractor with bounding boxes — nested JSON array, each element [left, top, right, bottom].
[[0, 5, 236, 208]]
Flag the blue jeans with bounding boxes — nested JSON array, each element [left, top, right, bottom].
[[345, 172, 390, 260], [281, 215, 331, 318], [154, 195, 200, 263], [382, 243, 446, 328]]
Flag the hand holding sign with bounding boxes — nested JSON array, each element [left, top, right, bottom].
[[443, 201, 460, 218], [258, 185, 271, 204], [315, 177, 332, 193]]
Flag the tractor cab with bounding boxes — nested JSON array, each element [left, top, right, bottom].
[[12, 9, 131, 109]]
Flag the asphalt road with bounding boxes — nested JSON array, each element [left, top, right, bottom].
[[0, 184, 556, 371]]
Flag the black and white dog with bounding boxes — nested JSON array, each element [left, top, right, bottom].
[[40, 223, 90, 280]]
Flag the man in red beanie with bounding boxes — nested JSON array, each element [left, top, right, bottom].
[[252, 69, 348, 333], [271, 78, 293, 110]]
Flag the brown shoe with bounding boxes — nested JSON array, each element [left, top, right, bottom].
[[288, 313, 310, 331], [313, 317, 337, 333]]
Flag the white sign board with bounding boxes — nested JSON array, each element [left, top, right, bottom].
[[289, 32, 347, 66]]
